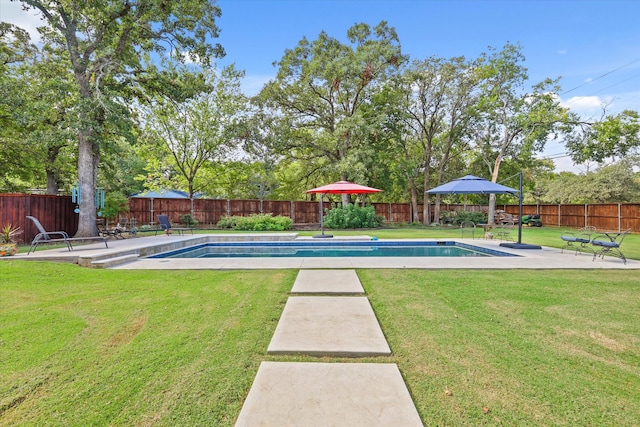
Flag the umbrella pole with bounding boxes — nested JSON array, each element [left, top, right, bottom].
[[500, 172, 540, 249], [320, 197, 324, 235], [314, 193, 333, 238], [518, 172, 523, 244]]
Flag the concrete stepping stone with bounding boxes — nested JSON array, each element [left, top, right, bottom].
[[267, 296, 391, 357], [235, 361, 422, 426], [291, 269, 364, 294]]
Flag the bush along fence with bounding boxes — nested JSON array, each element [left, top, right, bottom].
[[2, 193, 640, 243]]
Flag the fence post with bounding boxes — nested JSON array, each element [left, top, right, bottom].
[[226, 199, 230, 216], [558, 203, 561, 227], [584, 203, 588, 228], [618, 203, 622, 232]]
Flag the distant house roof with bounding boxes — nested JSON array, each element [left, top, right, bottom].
[[131, 189, 191, 199]]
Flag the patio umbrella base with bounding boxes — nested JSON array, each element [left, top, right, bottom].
[[313, 234, 334, 238], [499, 242, 542, 250]]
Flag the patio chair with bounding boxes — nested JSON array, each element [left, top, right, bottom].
[[591, 228, 631, 264], [495, 222, 514, 241], [460, 221, 476, 239], [155, 214, 194, 236], [26, 215, 108, 254], [97, 219, 125, 239], [560, 226, 596, 255]]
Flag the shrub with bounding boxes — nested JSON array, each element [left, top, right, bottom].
[[324, 204, 384, 229], [101, 193, 129, 221], [216, 214, 292, 231], [180, 214, 198, 227], [453, 211, 487, 225]]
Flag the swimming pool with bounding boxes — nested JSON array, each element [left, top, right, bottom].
[[149, 241, 516, 259]]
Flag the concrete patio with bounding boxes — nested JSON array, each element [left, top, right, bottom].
[[6, 233, 637, 270]]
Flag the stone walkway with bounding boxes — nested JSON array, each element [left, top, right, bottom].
[[235, 270, 423, 426]]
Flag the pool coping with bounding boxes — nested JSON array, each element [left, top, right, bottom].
[[6, 232, 636, 270]]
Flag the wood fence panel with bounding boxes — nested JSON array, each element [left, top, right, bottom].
[[538, 205, 559, 227], [0, 194, 77, 243], [4, 194, 640, 238], [588, 204, 618, 231], [198, 199, 228, 226], [263, 200, 292, 218], [621, 204, 640, 232], [293, 201, 319, 224]]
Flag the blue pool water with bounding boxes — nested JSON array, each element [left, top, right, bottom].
[[150, 241, 515, 259]]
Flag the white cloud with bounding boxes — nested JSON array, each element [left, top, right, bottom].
[[557, 48, 568, 55], [0, 0, 44, 43], [560, 95, 611, 119]]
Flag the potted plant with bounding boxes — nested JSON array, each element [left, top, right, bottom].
[[0, 223, 23, 256]]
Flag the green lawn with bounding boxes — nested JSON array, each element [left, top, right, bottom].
[[2, 227, 639, 425]]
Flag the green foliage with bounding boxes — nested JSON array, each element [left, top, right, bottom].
[[323, 204, 384, 229], [101, 193, 129, 221], [1, 223, 22, 243], [440, 210, 487, 225], [179, 214, 198, 227], [566, 110, 640, 163], [216, 214, 293, 231], [541, 161, 640, 203], [256, 21, 405, 195]]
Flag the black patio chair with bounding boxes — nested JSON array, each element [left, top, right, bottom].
[[560, 226, 596, 255], [591, 228, 631, 264]]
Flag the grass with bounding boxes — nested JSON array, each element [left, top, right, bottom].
[[2, 227, 639, 425], [0, 264, 294, 425], [2, 265, 639, 426], [18, 224, 640, 260]]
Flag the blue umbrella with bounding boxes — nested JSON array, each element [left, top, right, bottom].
[[426, 175, 518, 195], [426, 174, 540, 249]]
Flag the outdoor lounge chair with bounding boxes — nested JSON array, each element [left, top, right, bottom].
[[26, 215, 108, 254], [97, 220, 126, 239], [155, 214, 194, 236], [591, 228, 631, 264], [560, 226, 596, 255]]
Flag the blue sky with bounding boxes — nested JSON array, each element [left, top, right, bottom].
[[3, 0, 639, 171]]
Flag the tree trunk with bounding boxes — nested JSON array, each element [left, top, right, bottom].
[[45, 145, 61, 195], [434, 195, 441, 225], [75, 130, 99, 237], [487, 156, 502, 226], [409, 178, 419, 223], [422, 160, 431, 225]]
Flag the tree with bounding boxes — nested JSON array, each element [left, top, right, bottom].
[[566, 110, 640, 164], [141, 66, 246, 200], [393, 56, 479, 224], [0, 22, 41, 191], [256, 21, 404, 205], [472, 43, 570, 224], [542, 161, 640, 203], [20, 0, 224, 236]]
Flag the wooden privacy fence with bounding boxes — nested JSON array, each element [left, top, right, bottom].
[[2, 193, 640, 243], [0, 194, 78, 244]]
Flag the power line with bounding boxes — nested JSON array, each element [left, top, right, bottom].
[[560, 57, 640, 96], [586, 73, 640, 96]]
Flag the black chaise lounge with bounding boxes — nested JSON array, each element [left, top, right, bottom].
[[591, 228, 630, 264], [560, 226, 597, 255], [155, 214, 194, 236], [26, 215, 108, 254]]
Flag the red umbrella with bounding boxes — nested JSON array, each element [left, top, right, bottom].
[[306, 181, 382, 237], [306, 181, 382, 195]]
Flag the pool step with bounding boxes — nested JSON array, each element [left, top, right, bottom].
[[90, 254, 139, 268]]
